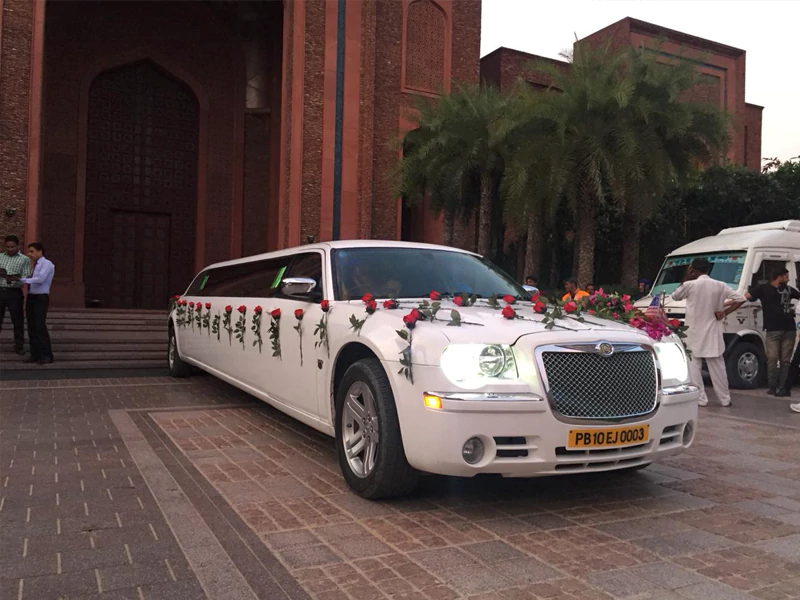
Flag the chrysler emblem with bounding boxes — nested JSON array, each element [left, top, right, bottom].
[[596, 342, 614, 357]]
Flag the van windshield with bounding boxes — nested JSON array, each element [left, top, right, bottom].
[[652, 251, 747, 296], [331, 247, 527, 301]]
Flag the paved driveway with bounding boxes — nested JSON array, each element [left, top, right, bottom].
[[2, 377, 800, 600]]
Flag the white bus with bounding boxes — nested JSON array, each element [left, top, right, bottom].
[[169, 241, 698, 498]]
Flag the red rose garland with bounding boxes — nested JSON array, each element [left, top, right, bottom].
[[251, 305, 264, 352], [234, 305, 247, 349], [315, 300, 331, 358], [222, 305, 234, 345], [268, 308, 282, 359], [294, 309, 305, 366]]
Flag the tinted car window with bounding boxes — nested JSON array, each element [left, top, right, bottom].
[[331, 247, 526, 300], [185, 270, 210, 296], [200, 257, 290, 298]]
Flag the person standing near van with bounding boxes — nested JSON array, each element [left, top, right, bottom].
[[672, 258, 746, 407], [0, 234, 31, 355], [746, 268, 800, 396]]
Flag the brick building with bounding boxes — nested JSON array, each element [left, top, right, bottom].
[[481, 17, 763, 171], [0, 0, 480, 308], [1, 5, 762, 310]]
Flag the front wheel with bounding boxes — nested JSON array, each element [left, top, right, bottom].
[[725, 342, 764, 389], [335, 359, 418, 499], [168, 328, 192, 378]]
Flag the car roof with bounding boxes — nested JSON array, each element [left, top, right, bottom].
[[202, 240, 479, 271], [668, 229, 800, 257]]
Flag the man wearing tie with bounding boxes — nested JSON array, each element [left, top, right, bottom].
[[20, 242, 55, 364]]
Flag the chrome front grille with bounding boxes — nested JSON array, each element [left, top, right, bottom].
[[540, 348, 658, 420]]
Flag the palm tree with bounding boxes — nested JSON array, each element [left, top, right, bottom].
[[532, 43, 639, 286], [394, 85, 510, 255], [618, 46, 730, 287]]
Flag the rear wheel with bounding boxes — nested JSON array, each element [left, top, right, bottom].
[[335, 358, 418, 499], [726, 342, 764, 389], [168, 327, 192, 378]]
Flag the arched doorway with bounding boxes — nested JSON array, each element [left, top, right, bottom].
[[84, 60, 199, 309]]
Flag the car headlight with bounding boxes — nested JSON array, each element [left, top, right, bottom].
[[655, 342, 689, 383], [440, 344, 518, 389]]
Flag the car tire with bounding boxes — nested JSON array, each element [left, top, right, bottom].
[[726, 342, 764, 389], [335, 358, 418, 499], [168, 327, 192, 378]]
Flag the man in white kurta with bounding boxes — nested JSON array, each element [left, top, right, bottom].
[[672, 258, 746, 406]]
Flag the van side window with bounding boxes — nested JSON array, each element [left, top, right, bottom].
[[281, 252, 323, 302], [201, 257, 290, 298], [750, 260, 787, 290]]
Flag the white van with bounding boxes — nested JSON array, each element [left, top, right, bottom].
[[635, 220, 800, 389]]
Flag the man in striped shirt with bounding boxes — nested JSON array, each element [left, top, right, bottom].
[[0, 235, 31, 355]]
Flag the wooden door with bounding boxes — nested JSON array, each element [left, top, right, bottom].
[[111, 211, 171, 309]]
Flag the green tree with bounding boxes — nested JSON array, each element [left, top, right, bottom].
[[395, 85, 510, 254], [530, 43, 639, 286], [618, 46, 730, 287]]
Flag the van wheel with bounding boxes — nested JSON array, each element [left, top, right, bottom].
[[168, 328, 192, 378], [726, 342, 764, 389], [335, 359, 418, 499]]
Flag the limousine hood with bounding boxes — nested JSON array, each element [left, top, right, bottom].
[[354, 299, 649, 347]]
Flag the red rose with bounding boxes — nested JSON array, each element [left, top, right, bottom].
[[383, 299, 398, 309], [254, 305, 263, 314], [502, 305, 516, 320], [205, 302, 211, 310], [361, 293, 374, 304], [588, 309, 596, 315], [530, 294, 540, 304], [669, 319, 681, 328], [403, 311, 418, 329], [195, 303, 202, 311], [188, 302, 195, 308], [237, 305, 246, 314], [365, 300, 377, 314], [503, 294, 516, 305], [294, 308, 304, 320], [533, 301, 546, 314], [430, 291, 441, 301], [270, 308, 281, 319], [224, 305, 232, 313], [453, 296, 464, 307], [173, 295, 181, 300], [320, 300, 330, 312], [564, 301, 577, 314], [180, 300, 187, 306]]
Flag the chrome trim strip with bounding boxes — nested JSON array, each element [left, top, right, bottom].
[[534, 342, 660, 424], [425, 391, 545, 403], [661, 384, 699, 396]]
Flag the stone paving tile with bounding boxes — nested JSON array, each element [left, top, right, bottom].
[[7, 379, 800, 599]]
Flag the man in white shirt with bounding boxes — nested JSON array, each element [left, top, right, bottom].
[[21, 242, 55, 364], [672, 258, 746, 407]]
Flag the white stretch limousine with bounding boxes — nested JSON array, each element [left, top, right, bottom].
[[169, 241, 699, 499]]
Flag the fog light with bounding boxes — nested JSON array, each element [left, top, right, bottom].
[[462, 437, 484, 465], [682, 421, 695, 447]]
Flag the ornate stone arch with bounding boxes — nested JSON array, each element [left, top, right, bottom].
[[401, 0, 452, 96], [73, 48, 210, 288]]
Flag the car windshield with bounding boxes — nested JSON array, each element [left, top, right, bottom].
[[332, 247, 527, 301], [652, 251, 747, 296]]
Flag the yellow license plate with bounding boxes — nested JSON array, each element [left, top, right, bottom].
[[568, 424, 650, 449]]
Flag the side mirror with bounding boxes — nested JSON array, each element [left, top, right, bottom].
[[281, 277, 317, 298]]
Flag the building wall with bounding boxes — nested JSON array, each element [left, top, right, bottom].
[[0, 0, 42, 243], [481, 17, 762, 172]]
